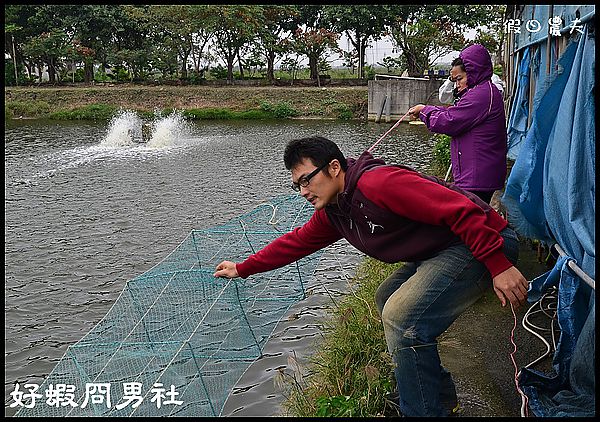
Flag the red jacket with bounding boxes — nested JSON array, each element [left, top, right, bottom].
[[237, 151, 513, 279]]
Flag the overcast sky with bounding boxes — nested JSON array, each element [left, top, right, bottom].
[[328, 29, 479, 69]]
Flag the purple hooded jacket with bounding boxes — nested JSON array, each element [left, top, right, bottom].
[[419, 44, 507, 191]]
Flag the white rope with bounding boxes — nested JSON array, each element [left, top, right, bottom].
[[367, 110, 412, 153]]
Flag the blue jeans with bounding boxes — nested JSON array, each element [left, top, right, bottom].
[[374, 227, 519, 417]]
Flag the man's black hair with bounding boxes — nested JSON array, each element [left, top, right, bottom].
[[284, 136, 348, 171], [451, 57, 466, 72]]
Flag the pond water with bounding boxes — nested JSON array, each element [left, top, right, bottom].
[[4, 115, 435, 416]]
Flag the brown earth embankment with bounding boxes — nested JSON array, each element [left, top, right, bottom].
[[4, 85, 368, 120]]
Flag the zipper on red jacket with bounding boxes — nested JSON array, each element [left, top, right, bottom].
[[351, 217, 367, 250]]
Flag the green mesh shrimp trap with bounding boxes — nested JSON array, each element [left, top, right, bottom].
[[14, 194, 322, 416]]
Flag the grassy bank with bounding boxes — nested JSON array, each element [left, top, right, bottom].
[[280, 257, 402, 417], [280, 241, 548, 418], [4, 85, 367, 121]]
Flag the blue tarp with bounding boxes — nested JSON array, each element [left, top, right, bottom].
[[502, 21, 595, 417], [522, 259, 595, 417], [506, 47, 531, 160], [502, 39, 579, 241], [512, 5, 596, 51], [506, 43, 562, 161]]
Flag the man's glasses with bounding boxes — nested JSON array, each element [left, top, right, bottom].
[[291, 161, 330, 191]]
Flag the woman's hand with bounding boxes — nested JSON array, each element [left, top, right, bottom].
[[408, 104, 425, 117]]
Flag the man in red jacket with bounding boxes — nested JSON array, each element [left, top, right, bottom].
[[214, 136, 528, 417]]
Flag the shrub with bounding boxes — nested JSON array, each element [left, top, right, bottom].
[[111, 67, 130, 82], [431, 133, 451, 178], [209, 65, 228, 80], [364, 65, 376, 80], [94, 71, 114, 84], [72, 68, 86, 83], [335, 103, 353, 120], [4, 59, 30, 86], [260, 101, 298, 118]]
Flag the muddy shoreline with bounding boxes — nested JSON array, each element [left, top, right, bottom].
[[440, 240, 550, 417]]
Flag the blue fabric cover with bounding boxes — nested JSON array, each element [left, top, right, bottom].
[[506, 47, 531, 160], [503, 25, 595, 417]]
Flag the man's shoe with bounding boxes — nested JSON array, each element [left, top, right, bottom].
[[383, 390, 459, 416], [383, 391, 403, 417], [448, 403, 461, 417]]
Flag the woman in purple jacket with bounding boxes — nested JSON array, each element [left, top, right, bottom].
[[408, 44, 507, 204]]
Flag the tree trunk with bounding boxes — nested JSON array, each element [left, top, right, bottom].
[[194, 60, 200, 76], [359, 38, 367, 79], [346, 32, 360, 78], [236, 47, 244, 80], [309, 54, 318, 80], [405, 50, 421, 77], [84, 60, 94, 84], [266, 50, 275, 84], [47, 58, 56, 84], [180, 52, 189, 79], [226, 54, 235, 84]]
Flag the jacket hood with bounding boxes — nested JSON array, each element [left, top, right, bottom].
[[334, 150, 386, 212], [460, 44, 493, 88]]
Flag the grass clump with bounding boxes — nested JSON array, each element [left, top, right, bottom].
[[48, 104, 118, 120], [431, 133, 451, 178], [335, 103, 353, 120], [183, 108, 273, 120], [5, 100, 52, 119], [259, 101, 299, 118], [280, 257, 404, 417]]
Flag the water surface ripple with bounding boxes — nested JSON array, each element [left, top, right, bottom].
[[4, 118, 435, 416]]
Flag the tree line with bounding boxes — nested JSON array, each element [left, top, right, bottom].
[[4, 5, 505, 86]]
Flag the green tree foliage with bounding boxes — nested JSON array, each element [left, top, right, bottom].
[[323, 5, 392, 79], [472, 6, 507, 69], [254, 5, 299, 83], [4, 5, 506, 86], [387, 5, 499, 76], [287, 26, 339, 85], [109, 6, 155, 81], [59, 6, 122, 83], [284, 5, 340, 83], [209, 5, 263, 84], [5, 5, 45, 81], [147, 5, 208, 80], [23, 30, 70, 84], [377, 56, 404, 74]]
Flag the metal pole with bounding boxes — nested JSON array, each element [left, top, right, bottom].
[[444, 163, 452, 182], [12, 35, 18, 86], [359, 37, 363, 79], [554, 243, 595, 290]]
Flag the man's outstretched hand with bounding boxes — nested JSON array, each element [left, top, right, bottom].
[[492, 266, 529, 308], [214, 261, 239, 278]]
